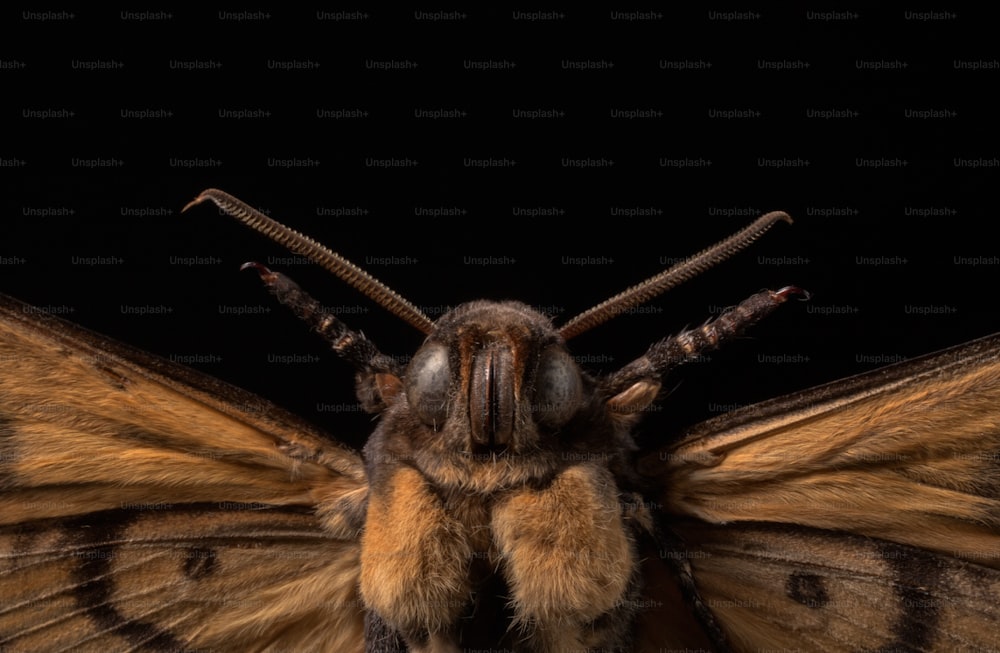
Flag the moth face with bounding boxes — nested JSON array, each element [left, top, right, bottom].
[[404, 300, 584, 454]]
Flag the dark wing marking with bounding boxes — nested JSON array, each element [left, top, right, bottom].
[[672, 520, 1000, 652], [0, 294, 367, 651]]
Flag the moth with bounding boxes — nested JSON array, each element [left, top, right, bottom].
[[1, 189, 999, 653]]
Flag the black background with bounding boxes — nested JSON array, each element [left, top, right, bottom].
[[2, 7, 997, 450]]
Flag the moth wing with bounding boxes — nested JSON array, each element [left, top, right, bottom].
[[642, 332, 1000, 563], [637, 333, 1000, 650], [0, 294, 368, 651], [670, 519, 1000, 652]]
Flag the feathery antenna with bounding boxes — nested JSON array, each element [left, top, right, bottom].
[[559, 211, 792, 340], [184, 188, 435, 334]]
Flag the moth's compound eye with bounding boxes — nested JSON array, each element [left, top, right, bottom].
[[406, 342, 450, 426], [533, 347, 583, 428]]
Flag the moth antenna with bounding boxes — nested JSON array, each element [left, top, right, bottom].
[[183, 188, 435, 334], [240, 260, 401, 369], [559, 211, 792, 340]]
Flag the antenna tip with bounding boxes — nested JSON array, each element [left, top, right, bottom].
[[766, 210, 793, 226], [240, 261, 283, 286], [180, 198, 202, 213], [181, 188, 225, 213], [240, 261, 272, 275], [775, 285, 811, 301]]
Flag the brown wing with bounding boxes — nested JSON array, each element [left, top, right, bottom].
[[0, 294, 368, 652], [637, 333, 1000, 651], [671, 519, 1000, 652], [642, 332, 1000, 563]]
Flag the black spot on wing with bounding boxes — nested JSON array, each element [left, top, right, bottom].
[[7, 517, 57, 558], [183, 547, 218, 580], [877, 540, 943, 653], [785, 571, 829, 609], [65, 509, 190, 652]]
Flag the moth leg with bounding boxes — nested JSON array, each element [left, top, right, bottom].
[[607, 286, 807, 403], [360, 465, 470, 651], [492, 464, 636, 650], [242, 262, 403, 411]]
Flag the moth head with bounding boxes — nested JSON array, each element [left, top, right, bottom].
[[403, 300, 584, 454], [186, 189, 792, 456]]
